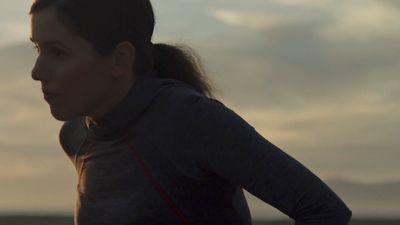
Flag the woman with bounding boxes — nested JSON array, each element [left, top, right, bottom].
[[29, 0, 352, 224]]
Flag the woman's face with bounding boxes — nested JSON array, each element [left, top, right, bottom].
[[30, 6, 116, 121]]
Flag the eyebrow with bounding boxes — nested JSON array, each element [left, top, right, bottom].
[[30, 37, 68, 48]]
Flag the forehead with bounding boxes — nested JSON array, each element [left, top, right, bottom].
[[30, 6, 80, 44]]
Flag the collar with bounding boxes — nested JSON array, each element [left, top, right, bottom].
[[85, 69, 163, 140]]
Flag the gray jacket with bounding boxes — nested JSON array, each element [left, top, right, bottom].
[[60, 70, 351, 225]]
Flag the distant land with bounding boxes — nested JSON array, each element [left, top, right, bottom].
[[0, 215, 399, 225]]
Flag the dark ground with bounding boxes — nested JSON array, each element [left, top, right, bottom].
[[0, 216, 399, 225]]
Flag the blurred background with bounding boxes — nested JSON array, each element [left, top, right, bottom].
[[0, 0, 399, 222]]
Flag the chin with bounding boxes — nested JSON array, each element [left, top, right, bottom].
[[50, 107, 79, 121]]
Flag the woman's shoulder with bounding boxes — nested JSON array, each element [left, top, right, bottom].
[[59, 116, 87, 158], [148, 78, 240, 144], [155, 78, 224, 112]]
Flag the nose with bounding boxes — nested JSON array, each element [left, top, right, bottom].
[[31, 56, 50, 81]]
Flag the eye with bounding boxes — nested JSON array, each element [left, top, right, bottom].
[[50, 47, 65, 57]]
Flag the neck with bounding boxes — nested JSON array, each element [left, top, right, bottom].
[[87, 75, 137, 122]]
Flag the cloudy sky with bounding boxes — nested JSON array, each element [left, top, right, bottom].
[[0, 0, 399, 218]]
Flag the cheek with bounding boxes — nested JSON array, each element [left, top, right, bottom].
[[50, 61, 97, 116], [58, 60, 112, 115], [58, 64, 89, 96]]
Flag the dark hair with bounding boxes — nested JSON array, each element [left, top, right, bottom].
[[29, 0, 215, 97]]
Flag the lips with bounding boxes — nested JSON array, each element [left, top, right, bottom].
[[42, 89, 60, 102]]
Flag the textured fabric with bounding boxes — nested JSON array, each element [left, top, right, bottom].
[[59, 70, 352, 225]]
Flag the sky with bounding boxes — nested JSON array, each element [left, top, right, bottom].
[[0, 0, 399, 218]]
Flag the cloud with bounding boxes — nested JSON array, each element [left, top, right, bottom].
[[0, 153, 73, 180], [210, 0, 400, 41], [270, 0, 332, 8], [0, 21, 30, 47], [320, 0, 400, 41], [271, 0, 400, 41], [0, 44, 62, 155], [0, 153, 75, 212], [200, 1, 400, 108], [0, 1, 31, 47], [208, 9, 290, 30]]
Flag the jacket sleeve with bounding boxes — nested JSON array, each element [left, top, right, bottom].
[[181, 96, 352, 224]]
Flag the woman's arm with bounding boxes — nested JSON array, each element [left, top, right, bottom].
[[181, 96, 352, 224]]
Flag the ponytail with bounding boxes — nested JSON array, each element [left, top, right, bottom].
[[152, 43, 215, 98]]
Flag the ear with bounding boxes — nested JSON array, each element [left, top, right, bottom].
[[111, 41, 136, 78]]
